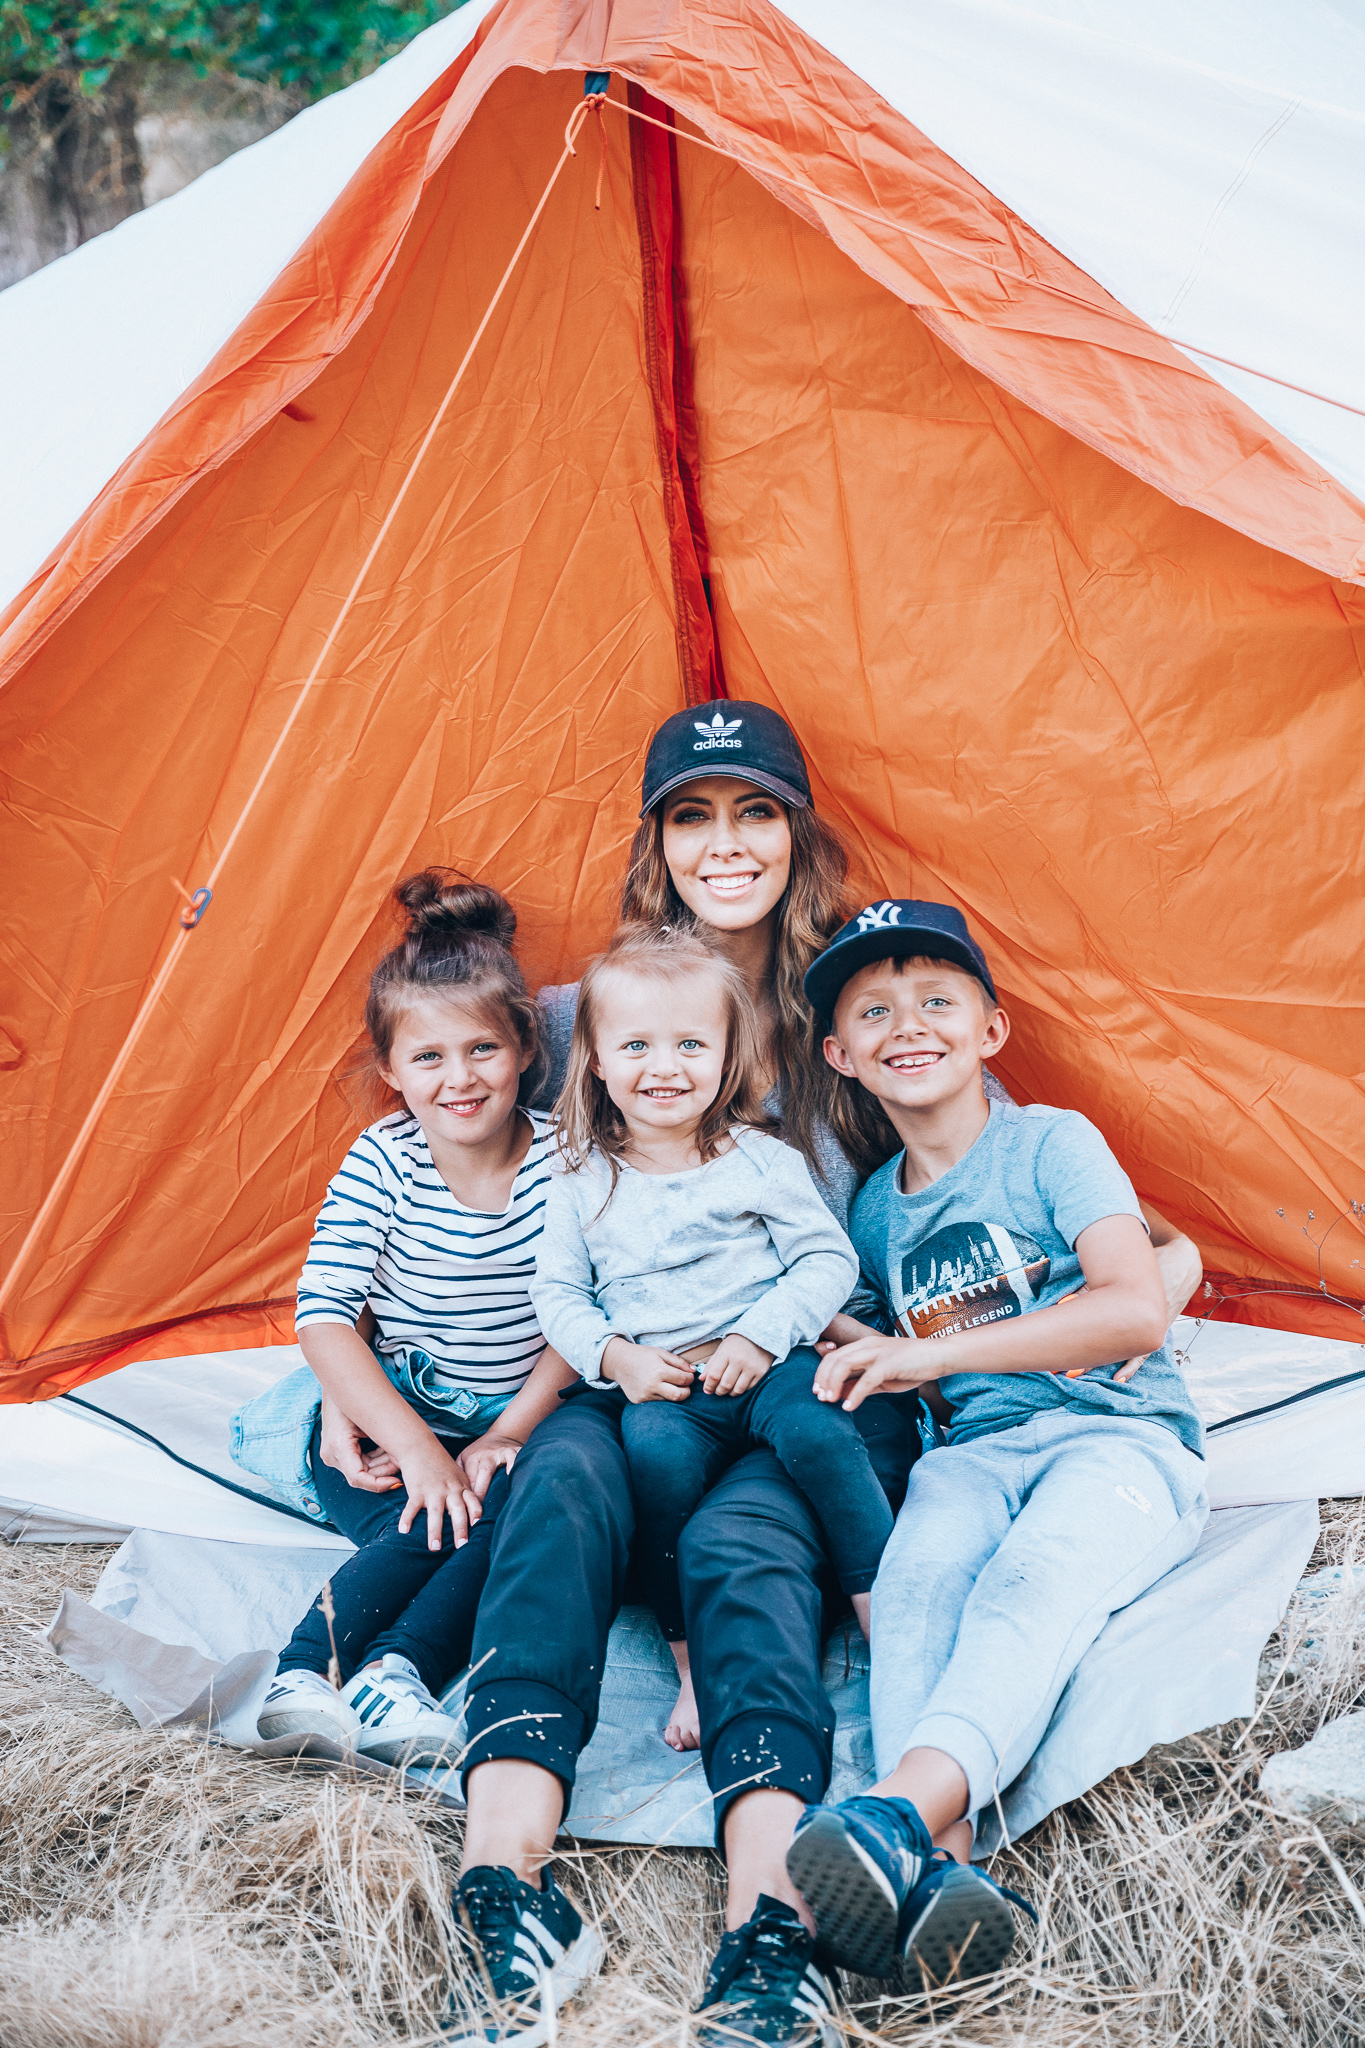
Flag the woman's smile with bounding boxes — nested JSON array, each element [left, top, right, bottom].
[[700, 869, 762, 898]]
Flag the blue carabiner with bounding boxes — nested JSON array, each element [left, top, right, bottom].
[[179, 887, 212, 930]]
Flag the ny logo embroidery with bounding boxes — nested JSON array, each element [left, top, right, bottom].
[[856, 901, 902, 932]]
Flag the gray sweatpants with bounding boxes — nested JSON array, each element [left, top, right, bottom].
[[869, 1408, 1208, 1817]]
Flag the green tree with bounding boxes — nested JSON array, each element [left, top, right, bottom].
[[0, 3, 462, 274], [0, 2, 462, 105]]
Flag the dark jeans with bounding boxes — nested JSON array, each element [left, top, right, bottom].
[[620, 1348, 895, 1638], [461, 1383, 915, 1838], [275, 1418, 508, 1697]]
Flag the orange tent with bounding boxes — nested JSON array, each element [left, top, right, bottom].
[[3, 0, 1363, 1401]]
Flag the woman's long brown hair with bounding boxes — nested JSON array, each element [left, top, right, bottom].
[[555, 925, 776, 1197], [619, 799, 851, 1176]]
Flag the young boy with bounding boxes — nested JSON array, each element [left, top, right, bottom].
[[783, 900, 1209, 1987]]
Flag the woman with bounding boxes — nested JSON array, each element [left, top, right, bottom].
[[323, 701, 1201, 2048], [534, 697, 1011, 1224]]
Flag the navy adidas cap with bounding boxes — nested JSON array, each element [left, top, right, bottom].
[[804, 899, 999, 1025], [640, 699, 812, 816]]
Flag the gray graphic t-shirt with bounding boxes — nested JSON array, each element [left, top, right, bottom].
[[847, 1100, 1203, 1455]]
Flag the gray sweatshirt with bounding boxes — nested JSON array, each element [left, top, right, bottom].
[[531, 1128, 860, 1384]]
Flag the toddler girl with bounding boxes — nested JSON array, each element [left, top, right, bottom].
[[530, 924, 894, 1750], [235, 870, 573, 1765]]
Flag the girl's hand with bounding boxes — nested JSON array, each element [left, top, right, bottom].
[[813, 1335, 938, 1410], [701, 1334, 775, 1396], [458, 1430, 525, 1501], [396, 1438, 481, 1551], [602, 1337, 695, 1405], [359, 1442, 402, 1480], [318, 1392, 400, 1492]]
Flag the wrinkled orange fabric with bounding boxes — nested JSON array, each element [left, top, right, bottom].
[[2, 5, 1363, 1397]]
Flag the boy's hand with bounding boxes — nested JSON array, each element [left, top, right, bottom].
[[701, 1334, 774, 1396], [458, 1430, 525, 1501], [396, 1438, 482, 1551], [602, 1337, 696, 1405], [814, 1334, 939, 1410]]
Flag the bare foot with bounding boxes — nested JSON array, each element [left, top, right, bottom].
[[664, 1669, 701, 1751], [934, 1817, 973, 1865]]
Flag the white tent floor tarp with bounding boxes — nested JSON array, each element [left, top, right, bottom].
[[5, 1315, 1361, 1546], [46, 1500, 1318, 1855]]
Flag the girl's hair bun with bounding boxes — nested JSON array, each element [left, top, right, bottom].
[[352, 866, 544, 1116], [393, 868, 516, 950]]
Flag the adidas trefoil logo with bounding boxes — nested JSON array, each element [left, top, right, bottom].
[[693, 710, 744, 751]]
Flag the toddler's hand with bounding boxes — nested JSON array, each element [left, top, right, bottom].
[[458, 1430, 525, 1501], [701, 1334, 774, 1395], [813, 1334, 937, 1410], [602, 1337, 695, 1405]]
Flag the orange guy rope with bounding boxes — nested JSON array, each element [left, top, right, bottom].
[[0, 97, 597, 1330], [608, 96, 1365, 420]]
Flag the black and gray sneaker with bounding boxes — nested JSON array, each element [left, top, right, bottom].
[[694, 1895, 842, 2047], [446, 1864, 603, 2046], [785, 1795, 934, 1977], [899, 1851, 1035, 1990]]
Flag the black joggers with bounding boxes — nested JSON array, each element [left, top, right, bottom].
[[461, 1383, 914, 1836], [275, 1418, 508, 1697]]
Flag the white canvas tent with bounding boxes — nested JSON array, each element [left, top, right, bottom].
[[4, 0, 1365, 609]]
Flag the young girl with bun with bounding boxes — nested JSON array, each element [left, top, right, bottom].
[[532, 923, 895, 1750], [237, 870, 574, 1765]]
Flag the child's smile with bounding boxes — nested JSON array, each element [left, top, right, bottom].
[[379, 993, 530, 1172], [824, 958, 1007, 1117], [591, 967, 729, 1160]]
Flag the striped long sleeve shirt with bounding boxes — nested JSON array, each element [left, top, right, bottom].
[[295, 1109, 552, 1397]]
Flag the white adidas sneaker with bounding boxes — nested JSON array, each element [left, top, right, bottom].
[[257, 1667, 363, 1745], [340, 1654, 465, 1768]]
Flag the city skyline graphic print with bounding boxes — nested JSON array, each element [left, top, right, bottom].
[[896, 1222, 1051, 1342]]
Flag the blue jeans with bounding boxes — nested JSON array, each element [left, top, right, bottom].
[[619, 1348, 895, 1639], [275, 1407, 510, 1695], [870, 1408, 1208, 1814]]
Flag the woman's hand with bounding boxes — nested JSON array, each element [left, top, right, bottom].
[[700, 1334, 774, 1396], [814, 1334, 938, 1411], [458, 1430, 525, 1501], [318, 1391, 400, 1492], [601, 1337, 695, 1404], [395, 1436, 482, 1551], [1110, 1206, 1202, 1383]]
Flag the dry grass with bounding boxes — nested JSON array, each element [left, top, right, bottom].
[[0, 1509, 1362, 2048]]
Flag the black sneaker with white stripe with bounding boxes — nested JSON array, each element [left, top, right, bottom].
[[694, 1895, 842, 2047], [445, 1865, 602, 2046]]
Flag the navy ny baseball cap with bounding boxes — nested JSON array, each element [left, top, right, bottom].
[[640, 700, 812, 816], [804, 899, 999, 1025]]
